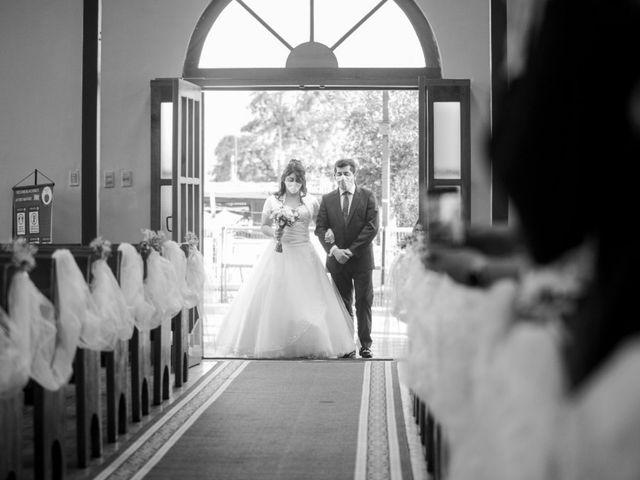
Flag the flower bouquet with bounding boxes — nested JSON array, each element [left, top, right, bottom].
[[141, 228, 166, 252], [271, 205, 300, 252], [89, 236, 112, 260], [3, 238, 37, 272]]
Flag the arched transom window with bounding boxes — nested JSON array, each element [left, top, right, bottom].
[[183, 0, 442, 86]]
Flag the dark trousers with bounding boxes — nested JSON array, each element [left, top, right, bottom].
[[331, 269, 373, 349]]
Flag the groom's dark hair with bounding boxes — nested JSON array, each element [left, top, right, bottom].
[[334, 158, 357, 174]]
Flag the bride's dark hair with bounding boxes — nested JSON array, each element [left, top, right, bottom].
[[275, 159, 307, 200]]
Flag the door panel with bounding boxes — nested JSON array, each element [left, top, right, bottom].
[[418, 77, 471, 224], [151, 78, 203, 367]]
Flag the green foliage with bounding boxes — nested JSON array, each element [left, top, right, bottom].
[[210, 90, 419, 226]]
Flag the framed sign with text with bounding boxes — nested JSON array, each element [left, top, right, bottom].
[[12, 170, 55, 244]]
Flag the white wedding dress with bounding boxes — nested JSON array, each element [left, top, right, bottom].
[[214, 194, 356, 359]]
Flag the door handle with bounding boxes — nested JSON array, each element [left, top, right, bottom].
[[166, 215, 173, 232]]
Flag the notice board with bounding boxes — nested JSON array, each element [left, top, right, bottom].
[[12, 170, 55, 244]]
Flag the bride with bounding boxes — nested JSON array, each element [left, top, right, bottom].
[[214, 159, 357, 359]]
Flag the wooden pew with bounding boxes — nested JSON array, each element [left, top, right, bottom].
[[15, 251, 68, 480], [71, 250, 103, 467], [32, 381, 66, 480], [172, 244, 192, 388], [151, 245, 177, 405], [131, 245, 152, 421], [172, 312, 189, 388], [150, 241, 200, 403], [33, 246, 103, 470], [0, 259, 23, 480], [152, 312, 172, 405], [0, 394, 22, 480], [130, 327, 152, 420], [103, 247, 130, 441], [410, 390, 448, 480], [1, 238, 200, 478], [410, 391, 432, 476], [103, 339, 129, 440]]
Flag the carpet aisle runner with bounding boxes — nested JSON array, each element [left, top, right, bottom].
[[101, 360, 418, 480]]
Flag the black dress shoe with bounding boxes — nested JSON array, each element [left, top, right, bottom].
[[342, 350, 356, 359], [359, 347, 372, 358]]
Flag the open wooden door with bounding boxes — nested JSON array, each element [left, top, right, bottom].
[[150, 78, 203, 368], [418, 78, 471, 224]]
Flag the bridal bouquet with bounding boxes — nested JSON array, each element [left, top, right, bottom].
[[271, 205, 300, 252]]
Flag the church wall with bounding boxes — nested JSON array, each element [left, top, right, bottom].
[[99, 0, 210, 243], [0, 0, 83, 243]]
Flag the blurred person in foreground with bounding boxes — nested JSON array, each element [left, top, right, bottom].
[[404, 2, 640, 479], [426, 0, 640, 392]]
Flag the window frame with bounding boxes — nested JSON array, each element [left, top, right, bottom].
[[182, 0, 442, 88], [419, 77, 471, 223]]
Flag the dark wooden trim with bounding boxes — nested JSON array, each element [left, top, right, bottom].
[[151, 79, 202, 242], [183, 0, 233, 76], [418, 76, 427, 225], [423, 80, 472, 223], [490, 0, 509, 224], [184, 67, 441, 87], [461, 83, 471, 223], [310, 0, 315, 42], [149, 80, 165, 231], [194, 85, 420, 92], [394, 0, 442, 69], [81, 0, 101, 244], [197, 94, 203, 246], [172, 79, 181, 242], [426, 83, 434, 201]]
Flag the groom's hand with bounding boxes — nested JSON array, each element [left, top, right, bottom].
[[333, 248, 352, 264]]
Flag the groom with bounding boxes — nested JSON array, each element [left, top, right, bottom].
[[315, 159, 379, 358]]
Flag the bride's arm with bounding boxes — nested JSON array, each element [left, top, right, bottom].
[[261, 220, 275, 238], [261, 196, 275, 238], [309, 194, 320, 223]]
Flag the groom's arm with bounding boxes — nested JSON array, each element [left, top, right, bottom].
[[314, 196, 333, 255], [348, 189, 379, 256]]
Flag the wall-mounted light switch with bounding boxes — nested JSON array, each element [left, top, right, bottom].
[[69, 169, 80, 187], [121, 170, 133, 187], [104, 170, 115, 188]]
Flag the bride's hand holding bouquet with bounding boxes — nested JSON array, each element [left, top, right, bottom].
[[271, 205, 300, 252]]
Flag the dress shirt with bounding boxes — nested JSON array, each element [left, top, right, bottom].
[[329, 185, 356, 258], [338, 185, 356, 216]]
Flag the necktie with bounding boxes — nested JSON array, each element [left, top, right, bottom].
[[342, 191, 350, 221]]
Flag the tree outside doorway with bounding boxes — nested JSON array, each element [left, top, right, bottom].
[[202, 90, 417, 357], [207, 90, 418, 227]]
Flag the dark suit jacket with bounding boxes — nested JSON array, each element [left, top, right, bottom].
[[314, 186, 379, 274]]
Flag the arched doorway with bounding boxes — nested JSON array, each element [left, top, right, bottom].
[[151, 0, 470, 358]]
